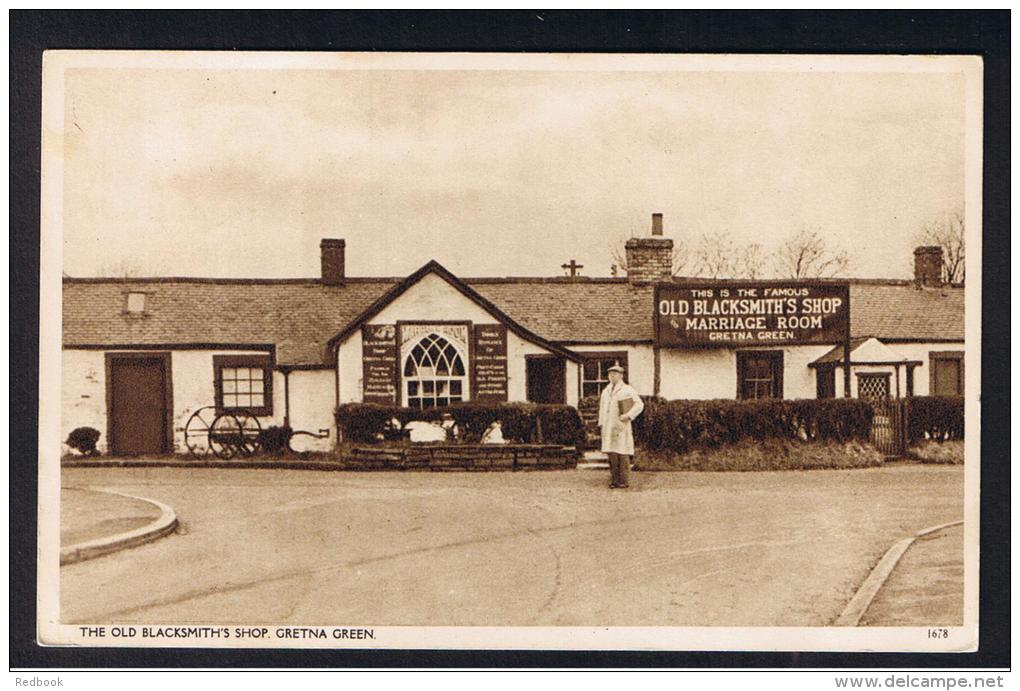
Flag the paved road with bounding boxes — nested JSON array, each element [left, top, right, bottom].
[[60, 465, 963, 626]]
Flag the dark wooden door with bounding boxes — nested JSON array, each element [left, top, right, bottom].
[[526, 357, 566, 404], [816, 366, 835, 399], [109, 356, 169, 455]]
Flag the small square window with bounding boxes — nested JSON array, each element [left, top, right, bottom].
[[214, 354, 273, 416], [126, 292, 147, 314]]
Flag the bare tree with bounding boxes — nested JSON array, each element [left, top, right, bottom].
[[96, 258, 153, 278], [689, 232, 767, 279], [735, 242, 767, 280], [771, 228, 850, 279], [609, 236, 690, 277], [915, 210, 965, 284]]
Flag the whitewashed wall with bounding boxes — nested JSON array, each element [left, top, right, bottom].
[[564, 361, 580, 407], [659, 348, 733, 400], [336, 272, 578, 406], [831, 342, 966, 398], [659, 344, 833, 400], [885, 342, 965, 397], [61, 350, 108, 452], [170, 350, 284, 453], [61, 348, 335, 455], [285, 369, 336, 452]]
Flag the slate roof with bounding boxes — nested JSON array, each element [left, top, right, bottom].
[[63, 272, 964, 366], [62, 279, 394, 366], [847, 283, 965, 342], [471, 280, 655, 344]]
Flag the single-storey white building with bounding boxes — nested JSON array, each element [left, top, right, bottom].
[[61, 218, 964, 455]]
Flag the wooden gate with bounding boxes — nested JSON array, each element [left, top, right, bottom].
[[870, 399, 906, 457]]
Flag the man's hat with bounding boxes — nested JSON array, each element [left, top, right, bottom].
[[607, 363, 625, 374]]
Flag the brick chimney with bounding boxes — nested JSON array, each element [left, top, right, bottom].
[[625, 213, 674, 284], [913, 245, 943, 287], [321, 239, 346, 285]]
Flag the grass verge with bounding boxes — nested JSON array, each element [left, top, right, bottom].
[[907, 440, 965, 464]]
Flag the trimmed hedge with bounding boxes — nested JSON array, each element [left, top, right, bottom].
[[906, 396, 964, 442], [66, 426, 101, 456], [634, 397, 873, 454], [335, 402, 587, 449]]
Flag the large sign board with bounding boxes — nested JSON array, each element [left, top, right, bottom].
[[655, 283, 850, 348], [472, 324, 509, 401], [361, 324, 399, 403]]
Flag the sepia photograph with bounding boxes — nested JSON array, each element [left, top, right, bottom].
[[36, 49, 983, 653]]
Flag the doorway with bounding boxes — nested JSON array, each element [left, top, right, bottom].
[[525, 356, 566, 404], [107, 352, 172, 455]]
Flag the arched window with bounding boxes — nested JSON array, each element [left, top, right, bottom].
[[403, 333, 467, 409]]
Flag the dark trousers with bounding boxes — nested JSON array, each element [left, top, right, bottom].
[[608, 452, 631, 488]]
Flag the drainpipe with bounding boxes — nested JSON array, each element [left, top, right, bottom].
[[334, 344, 341, 446], [279, 367, 292, 427]]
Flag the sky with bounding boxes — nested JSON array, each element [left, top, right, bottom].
[[61, 60, 967, 280]]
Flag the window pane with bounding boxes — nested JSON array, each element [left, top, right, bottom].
[[222, 367, 237, 380], [251, 379, 264, 393], [250, 393, 264, 407], [740, 353, 781, 400], [408, 381, 419, 396], [236, 380, 251, 393], [222, 393, 237, 408], [583, 360, 598, 380], [450, 380, 462, 395], [222, 380, 236, 393]]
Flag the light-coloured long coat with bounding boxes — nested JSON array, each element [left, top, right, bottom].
[[598, 381, 645, 455]]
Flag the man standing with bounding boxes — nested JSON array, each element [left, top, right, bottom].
[[598, 363, 645, 489]]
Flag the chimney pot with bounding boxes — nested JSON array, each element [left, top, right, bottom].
[[626, 214, 673, 284], [651, 213, 664, 236], [321, 239, 346, 285]]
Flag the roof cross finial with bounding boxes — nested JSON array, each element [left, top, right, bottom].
[[561, 259, 584, 277]]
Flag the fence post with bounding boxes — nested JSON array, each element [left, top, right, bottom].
[[903, 398, 911, 455]]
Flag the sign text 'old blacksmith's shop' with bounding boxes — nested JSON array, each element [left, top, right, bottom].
[[655, 283, 850, 347]]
